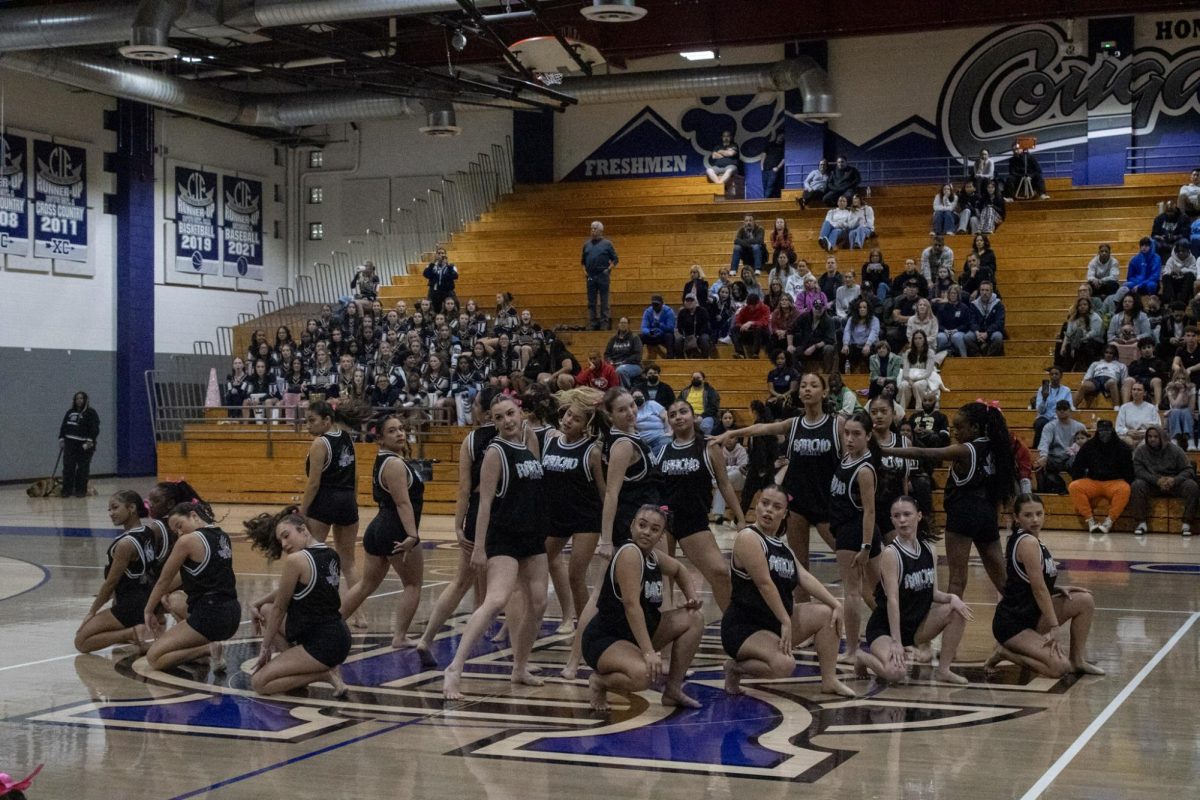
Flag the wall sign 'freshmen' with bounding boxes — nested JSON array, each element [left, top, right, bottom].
[[174, 166, 220, 275], [222, 175, 263, 280], [33, 139, 87, 263]]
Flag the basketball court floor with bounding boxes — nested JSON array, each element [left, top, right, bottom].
[[1, 478, 1197, 799]]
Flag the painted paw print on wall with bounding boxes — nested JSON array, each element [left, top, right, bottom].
[[681, 94, 785, 166]]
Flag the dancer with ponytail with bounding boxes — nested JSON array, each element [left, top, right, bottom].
[[300, 400, 369, 627], [722, 484, 855, 698], [582, 505, 704, 711], [144, 499, 240, 671], [244, 508, 350, 695], [339, 414, 425, 649], [828, 410, 879, 662], [857, 496, 972, 684], [864, 396, 914, 596], [75, 490, 158, 653], [884, 401, 1017, 597]]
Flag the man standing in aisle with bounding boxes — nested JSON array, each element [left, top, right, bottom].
[[582, 220, 618, 330]]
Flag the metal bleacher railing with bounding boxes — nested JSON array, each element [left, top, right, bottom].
[[189, 136, 514, 359], [1125, 143, 1200, 174], [788, 151, 1075, 190]]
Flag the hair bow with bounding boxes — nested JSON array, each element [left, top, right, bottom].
[[0, 764, 43, 796], [658, 505, 670, 512], [974, 397, 1002, 410]]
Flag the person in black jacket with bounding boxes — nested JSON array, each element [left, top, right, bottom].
[[823, 157, 862, 206], [738, 400, 780, 515], [1003, 144, 1048, 200], [59, 391, 100, 498], [423, 246, 458, 313], [631, 361, 675, 408], [1067, 419, 1134, 534]]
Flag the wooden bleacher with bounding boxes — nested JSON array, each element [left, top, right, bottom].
[[167, 169, 1194, 534]]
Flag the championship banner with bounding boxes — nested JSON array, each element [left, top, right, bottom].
[[221, 175, 263, 280], [174, 166, 220, 275], [33, 139, 87, 262], [0, 134, 29, 256]]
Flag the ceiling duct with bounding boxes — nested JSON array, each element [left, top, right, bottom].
[[0, 2, 137, 52], [419, 99, 461, 136], [119, 0, 185, 61], [579, 1, 646, 23]]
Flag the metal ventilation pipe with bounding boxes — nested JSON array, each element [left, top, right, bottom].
[[228, 0, 510, 28], [0, 2, 137, 52], [120, 0, 186, 61]]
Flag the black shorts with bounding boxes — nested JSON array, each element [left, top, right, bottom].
[[721, 606, 781, 659], [485, 527, 546, 560], [787, 489, 830, 525], [463, 494, 480, 543], [833, 520, 882, 555], [613, 506, 637, 546], [945, 497, 1000, 544], [581, 614, 659, 670], [363, 511, 414, 557], [308, 488, 359, 527], [671, 511, 712, 541], [865, 606, 919, 647], [186, 596, 241, 642], [992, 606, 1037, 644], [546, 507, 602, 538], [111, 589, 150, 628], [291, 619, 352, 668]]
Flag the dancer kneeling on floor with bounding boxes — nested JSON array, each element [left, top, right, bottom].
[[582, 505, 704, 711], [723, 484, 856, 698], [245, 508, 351, 695], [856, 496, 972, 685], [144, 500, 241, 671], [987, 494, 1105, 678]]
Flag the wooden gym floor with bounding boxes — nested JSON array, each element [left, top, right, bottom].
[[0, 478, 1197, 799]]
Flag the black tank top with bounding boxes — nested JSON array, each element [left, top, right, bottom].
[[180, 525, 238, 608], [783, 413, 840, 493], [105, 530, 151, 599], [654, 436, 716, 512], [306, 430, 356, 491], [729, 525, 798, 624], [872, 538, 936, 630], [372, 451, 425, 529], [829, 452, 876, 529], [998, 531, 1057, 625], [285, 544, 342, 640], [532, 424, 554, 452], [596, 542, 664, 631], [542, 435, 602, 519], [488, 438, 544, 536], [604, 428, 658, 513], [875, 432, 913, 517], [945, 437, 994, 506], [128, 518, 172, 582]]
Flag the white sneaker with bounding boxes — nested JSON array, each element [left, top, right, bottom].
[[1039, 194, 1051, 200], [1099, 518, 1114, 534], [1086, 517, 1099, 533], [1183, 524, 1192, 537], [1134, 521, 1148, 536]]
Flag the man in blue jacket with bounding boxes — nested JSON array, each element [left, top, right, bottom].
[[966, 279, 1006, 356], [582, 220, 618, 330], [640, 294, 677, 359], [1116, 237, 1163, 303]]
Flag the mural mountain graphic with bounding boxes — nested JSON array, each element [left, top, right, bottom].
[[564, 106, 703, 181]]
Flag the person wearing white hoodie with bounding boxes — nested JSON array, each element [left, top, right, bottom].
[[818, 194, 856, 252], [1161, 240, 1198, 305], [1086, 243, 1122, 301]]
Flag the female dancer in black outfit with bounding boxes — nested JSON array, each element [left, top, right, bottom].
[[828, 411, 878, 663]]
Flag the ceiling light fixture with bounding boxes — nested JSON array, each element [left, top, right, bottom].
[[451, 30, 468, 52], [680, 50, 716, 61], [180, 55, 203, 63]]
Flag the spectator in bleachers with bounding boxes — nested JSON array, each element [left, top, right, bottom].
[[273, 325, 294, 355], [767, 293, 799, 361], [1057, 297, 1104, 371], [931, 183, 958, 236], [521, 338, 554, 385], [1003, 143, 1049, 200], [223, 357, 250, 416], [971, 233, 998, 275], [817, 195, 855, 252], [731, 214, 766, 274], [835, 268, 861, 323], [897, 331, 941, 411], [1145, 294, 1165, 342], [794, 273, 825, 316], [682, 264, 709, 306], [711, 434, 749, 522], [712, 284, 735, 344], [423, 354, 456, 422], [906, 297, 939, 348], [605, 316, 643, 388], [575, 350, 620, 392], [1125, 336, 1169, 408], [335, 354, 358, 396], [370, 370, 401, 412], [345, 366, 369, 402], [764, 279, 786, 311], [1116, 382, 1161, 446], [492, 292, 519, 338], [423, 246, 458, 313], [892, 257, 930, 298], [1107, 294, 1152, 343], [1034, 400, 1085, 494], [706, 130, 740, 185], [351, 262, 380, 314], [1161, 241, 1197, 305], [246, 328, 269, 363], [861, 248, 891, 301], [712, 409, 737, 438], [370, 341, 401, 386], [734, 264, 764, 304], [828, 371, 861, 416], [675, 293, 712, 358], [971, 148, 996, 194], [934, 283, 971, 358], [679, 371, 721, 435], [966, 280, 1006, 356], [633, 361, 675, 407], [886, 280, 921, 352], [979, 180, 1006, 233], [511, 309, 544, 369], [847, 194, 876, 249], [1077, 343, 1127, 409], [798, 159, 828, 209], [489, 332, 519, 381], [582, 220, 617, 331], [955, 181, 983, 233], [1160, 301, 1189, 362], [708, 266, 735, 303], [308, 341, 337, 397], [328, 327, 348, 360], [789, 296, 837, 373], [842, 298, 880, 371], [766, 351, 799, 418], [920, 235, 954, 282], [246, 358, 281, 419], [932, 264, 956, 299], [273, 343, 295, 380], [823, 156, 862, 206], [1032, 366, 1075, 444], [1152, 201, 1191, 263], [1130, 425, 1198, 536], [818, 255, 843, 301], [733, 293, 770, 359], [640, 294, 676, 359], [1178, 168, 1200, 216], [281, 356, 309, 422], [770, 218, 795, 267], [1087, 243, 1122, 300], [1067, 420, 1132, 534], [768, 251, 805, 298], [1165, 374, 1196, 450], [762, 133, 785, 198], [867, 339, 901, 400], [1117, 237, 1163, 303], [632, 388, 670, 452]]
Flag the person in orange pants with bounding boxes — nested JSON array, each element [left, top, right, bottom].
[[1066, 420, 1134, 533]]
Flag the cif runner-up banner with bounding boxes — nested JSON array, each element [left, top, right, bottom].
[[0, 134, 29, 256], [33, 139, 87, 263], [175, 166, 220, 275], [222, 175, 263, 280]]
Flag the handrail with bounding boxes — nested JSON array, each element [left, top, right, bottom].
[[787, 151, 1074, 189], [1125, 144, 1200, 175]]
